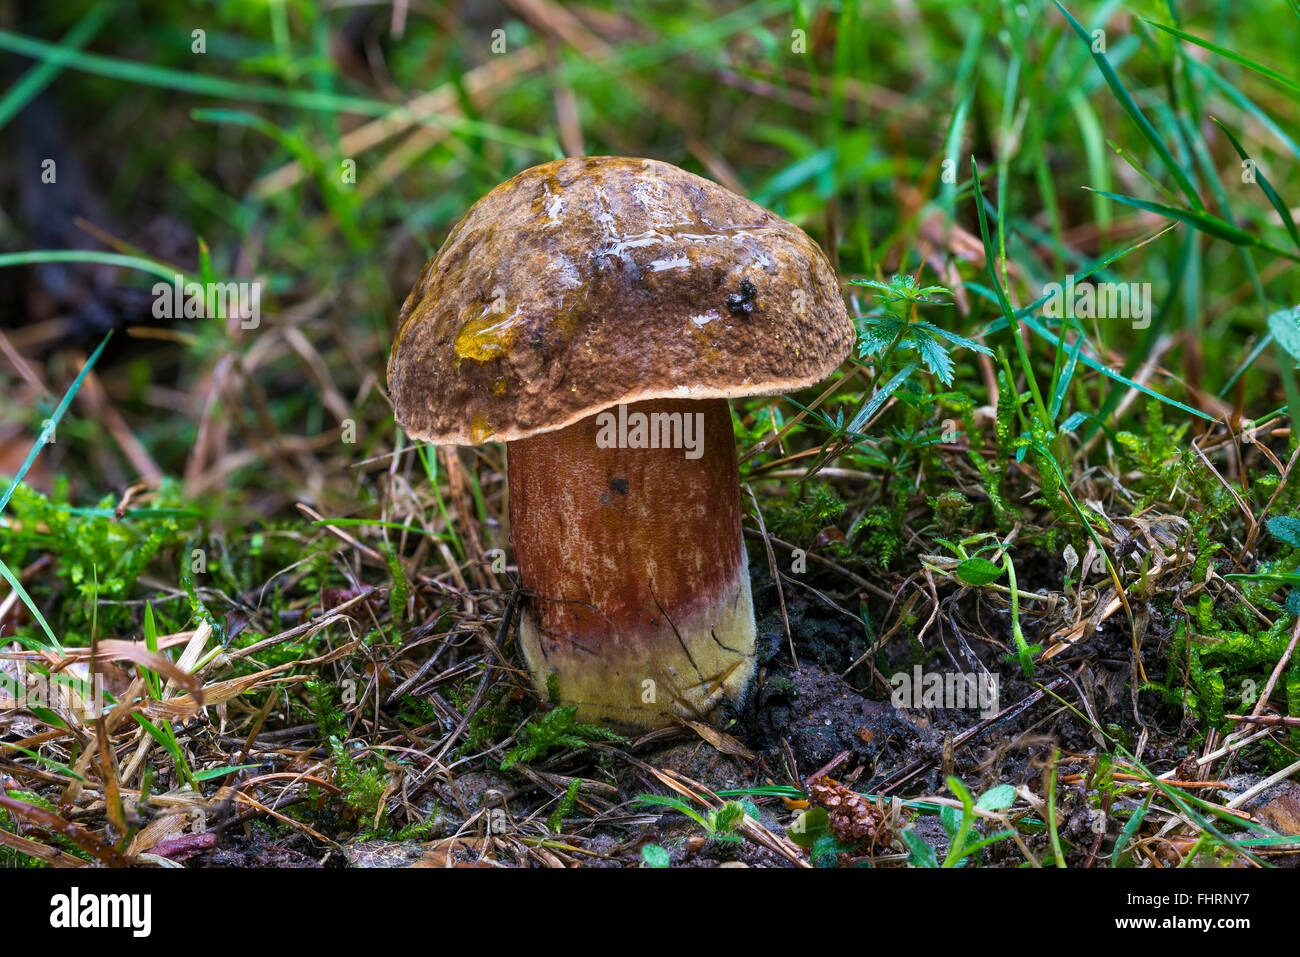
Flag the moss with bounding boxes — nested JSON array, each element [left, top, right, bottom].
[[329, 735, 391, 837], [0, 478, 194, 645], [768, 484, 845, 545], [852, 505, 902, 569]]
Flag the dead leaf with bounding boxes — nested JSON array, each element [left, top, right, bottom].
[[67, 640, 204, 703], [680, 719, 757, 761], [1254, 783, 1300, 837]]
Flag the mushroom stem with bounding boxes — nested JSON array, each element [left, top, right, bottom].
[[507, 397, 756, 729]]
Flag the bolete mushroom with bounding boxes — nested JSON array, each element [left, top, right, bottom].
[[388, 156, 852, 730]]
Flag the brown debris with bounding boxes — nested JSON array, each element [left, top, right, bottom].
[[808, 776, 891, 847]]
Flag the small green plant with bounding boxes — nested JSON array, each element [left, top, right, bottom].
[[640, 844, 671, 868], [0, 789, 90, 865], [499, 706, 622, 771], [795, 274, 991, 472], [305, 678, 348, 740], [786, 804, 861, 867], [330, 736, 391, 836], [634, 794, 758, 844], [852, 274, 992, 388], [0, 478, 197, 646], [1227, 514, 1300, 598], [546, 779, 582, 832], [929, 534, 1039, 675], [902, 778, 1018, 868], [384, 544, 410, 626], [767, 484, 844, 544]]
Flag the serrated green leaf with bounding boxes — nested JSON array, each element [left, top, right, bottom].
[[912, 326, 955, 385], [1267, 515, 1300, 548], [917, 321, 993, 356]]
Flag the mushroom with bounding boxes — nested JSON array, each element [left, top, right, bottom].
[[388, 156, 852, 730]]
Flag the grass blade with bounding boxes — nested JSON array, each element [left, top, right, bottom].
[[0, 250, 181, 283], [971, 159, 1050, 426], [1082, 188, 1260, 246], [0, 28, 556, 153], [0, 1, 111, 131], [1211, 117, 1300, 251], [0, 332, 112, 516], [1144, 19, 1300, 97], [1055, 2, 1203, 210], [847, 362, 915, 435], [0, 558, 61, 654]]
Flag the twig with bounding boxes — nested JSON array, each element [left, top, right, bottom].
[[1225, 713, 1300, 728], [431, 589, 520, 765], [744, 484, 795, 669]]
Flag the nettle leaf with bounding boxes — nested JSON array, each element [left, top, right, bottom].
[[956, 557, 1003, 586], [856, 314, 905, 357], [849, 278, 898, 293], [849, 273, 949, 305], [916, 321, 993, 356], [851, 274, 953, 310], [1268, 515, 1300, 548], [914, 286, 952, 300], [908, 326, 955, 385]]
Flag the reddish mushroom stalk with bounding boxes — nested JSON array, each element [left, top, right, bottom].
[[509, 397, 754, 727]]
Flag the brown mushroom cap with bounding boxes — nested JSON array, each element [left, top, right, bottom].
[[388, 156, 854, 445]]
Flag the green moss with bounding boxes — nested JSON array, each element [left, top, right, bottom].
[[852, 504, 901, 569], [768, 485, 845, 545], [547, 779, 582, 832], [329, 735, 391, 837], [500, 706, 622, 771], [0, 478, 194, 644]]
